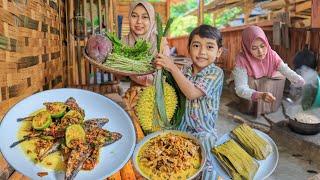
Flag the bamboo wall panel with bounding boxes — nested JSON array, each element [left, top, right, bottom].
[[0, 0, 66, 179], [168, 27, 320, 75], [0, 0, 66, 120], [66, 0, 121, 92], [66, 1, 168, 94]]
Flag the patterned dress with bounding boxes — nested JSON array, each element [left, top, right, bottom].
[[177, 63, 224, 180]]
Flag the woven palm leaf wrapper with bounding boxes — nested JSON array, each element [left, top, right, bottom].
[[212, 139, 259, 180], [231, 124, 272, 160]]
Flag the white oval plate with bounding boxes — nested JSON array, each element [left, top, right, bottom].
[[213, 130, 279, 180], [0, 88, 136, 180]]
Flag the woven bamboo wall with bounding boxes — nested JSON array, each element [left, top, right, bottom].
[[168, 26, 320, 75], [0, 0, 66, 179], [0, 0, 66, 120]]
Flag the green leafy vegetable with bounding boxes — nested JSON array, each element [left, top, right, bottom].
[[104, 32, 154, 72]]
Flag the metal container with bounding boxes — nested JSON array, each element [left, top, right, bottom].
[[288, 118, 320, 135]]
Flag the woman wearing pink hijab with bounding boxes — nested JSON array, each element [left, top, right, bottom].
[[232, 26, 304, 116], [123, 1, 169, 87]]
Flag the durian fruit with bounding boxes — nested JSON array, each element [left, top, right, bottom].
[[231, 124, 272, 160], [212, 139, 259, 180], [135, 82, 178, 132]]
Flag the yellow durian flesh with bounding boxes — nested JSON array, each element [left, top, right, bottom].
[[135, 82, 178, 132]]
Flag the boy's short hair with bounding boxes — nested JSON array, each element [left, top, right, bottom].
[[188, 24, 222, 50]]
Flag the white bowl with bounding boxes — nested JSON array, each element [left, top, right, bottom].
[[132, 130, 206, 180]]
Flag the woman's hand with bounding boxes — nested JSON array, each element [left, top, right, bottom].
[[154, 53, 177, 72], [257, 92, 276, 103]]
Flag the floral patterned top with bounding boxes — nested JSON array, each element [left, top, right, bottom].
[[177, 62, 224, 180]]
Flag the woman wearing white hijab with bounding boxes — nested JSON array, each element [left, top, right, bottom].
[[124, 1, 158, 86]]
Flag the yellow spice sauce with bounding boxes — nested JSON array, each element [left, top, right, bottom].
[[137, 140, 202, 180], [17, 109, 65, 171]]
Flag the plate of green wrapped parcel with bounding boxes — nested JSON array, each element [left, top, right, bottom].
[[212, 124, 279, 180]]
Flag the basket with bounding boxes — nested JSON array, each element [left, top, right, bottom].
[[83, 48, 155, 76]]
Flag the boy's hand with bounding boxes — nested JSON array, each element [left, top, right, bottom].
[[154, 53, 176, 72]]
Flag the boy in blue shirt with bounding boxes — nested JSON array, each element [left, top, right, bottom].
[[155, 24, 224, 179]]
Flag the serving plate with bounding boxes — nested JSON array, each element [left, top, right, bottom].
[[0, 88, 136, 180]]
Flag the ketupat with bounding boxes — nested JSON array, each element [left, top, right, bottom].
[[212, 139, 259, 180], [231, 124, 272, 160], [135, 82, 178, 133]]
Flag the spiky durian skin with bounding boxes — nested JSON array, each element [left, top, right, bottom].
[[135, 83, 178, 132]]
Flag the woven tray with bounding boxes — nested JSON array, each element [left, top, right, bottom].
[[83, 48, 155, 76]]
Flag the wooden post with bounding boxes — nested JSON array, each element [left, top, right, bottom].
[[113, 0, 119, 36], [98, 0, 104, 83], [76, 0, 82, 84], [312, 0, 320, 28], [109, 0, 114, 32], [89, 0, 97, 84], [198, 0, 204, 25], [104, 0, 109, 31], [166, 0, 171, 22], [83, 0, 90, 85], [244, 1, 253, 24]]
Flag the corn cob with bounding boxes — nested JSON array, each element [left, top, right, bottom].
[[212, 139, 259, 180], [231, 124, 272, 160]]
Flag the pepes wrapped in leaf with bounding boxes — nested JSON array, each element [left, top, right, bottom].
[[212, 139, 259, 180], [231, 124, 272, 160]]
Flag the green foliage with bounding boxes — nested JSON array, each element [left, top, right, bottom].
[[170, 0, 212, 18], [106, 32, 152, 61], [170, 1, 242, 37], [214, 7, 242, 26]]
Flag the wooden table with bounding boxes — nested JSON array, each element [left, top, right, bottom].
[[0, 92, 145, 180]]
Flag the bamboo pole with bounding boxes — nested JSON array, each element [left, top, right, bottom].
[[166, 0, 171, 23], [58, 0, 64, 86], [98, 0, 104, 83], [109, 0, 114, 32], [104, 0, 108, 31], [69, 0, 77, 84], [84, 0, 90, 85], [98, 0, 102, 33], [113, 0, 119, 36], [65, 0, 71, 86], [76, 0, 82, 84], [89, 0, 97, 84], [198, 0, 204, 25]]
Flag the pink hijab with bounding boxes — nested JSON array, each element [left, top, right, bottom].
[[236, 26, 281, 79]]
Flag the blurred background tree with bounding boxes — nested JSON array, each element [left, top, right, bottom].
[[169, 0, 242, 37]]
